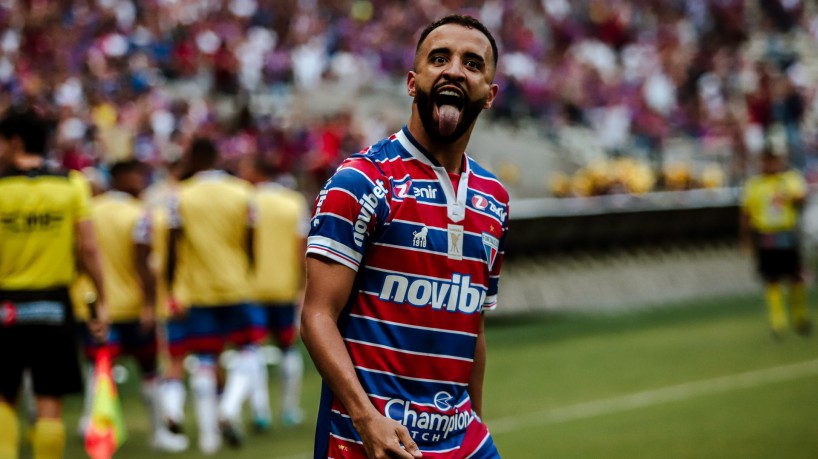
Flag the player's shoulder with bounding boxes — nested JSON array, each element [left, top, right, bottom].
[[782, 169, 806, 182], [467, 156, 510, 204], [327, 140, 396, 191]]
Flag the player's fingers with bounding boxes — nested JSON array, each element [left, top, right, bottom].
[[395, 425, 422, 458]]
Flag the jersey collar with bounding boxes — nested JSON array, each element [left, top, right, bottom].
[[396, 127, 469, 222]]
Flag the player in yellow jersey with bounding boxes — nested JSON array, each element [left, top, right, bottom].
[[0, 109, 108, 459], [239, 156, 309, 431], [164, 138, 262, 454], [740, 149, 812, 338], [73, 160, 189, 452]]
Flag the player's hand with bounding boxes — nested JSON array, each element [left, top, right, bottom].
[[88, 301, 110, 343], [353, 412, 422, 459], [167, 295, 186, 319], [140, 305, 156, 334]]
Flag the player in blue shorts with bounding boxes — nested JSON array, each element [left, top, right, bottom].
[[163, 138, 262, 454], [239, 156, 310, 430]]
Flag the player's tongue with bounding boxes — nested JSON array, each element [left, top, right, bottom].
[[436, 102, 461, 137]]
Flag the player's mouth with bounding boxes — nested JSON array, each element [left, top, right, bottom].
[[433, 85, 466, 137]]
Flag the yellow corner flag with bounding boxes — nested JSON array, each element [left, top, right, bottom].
[[84, 346, 127, 459]]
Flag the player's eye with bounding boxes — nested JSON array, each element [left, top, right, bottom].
[[431, 55, 447, 65]]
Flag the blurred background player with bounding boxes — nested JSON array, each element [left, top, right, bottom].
[[163, 137, 262, 454], [239, 156, 309, 431], [0, 108, 108, 459], [740, 148, 812, 338], [73, 159, 188, 452]]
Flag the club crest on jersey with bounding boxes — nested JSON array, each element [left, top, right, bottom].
[[482, 233, 499, 270], [413, 225, 428, 248]]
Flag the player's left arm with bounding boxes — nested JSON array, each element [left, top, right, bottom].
[[246, 191, 257, 270], [789, 171, 808, 210], [71, 171, 108, 340], [133, 210, 157, 332], [468, 313, 487, 418]]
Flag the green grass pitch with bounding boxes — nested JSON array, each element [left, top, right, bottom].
[[27, 293, 818, 458]]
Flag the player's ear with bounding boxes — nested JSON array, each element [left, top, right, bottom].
[[483, 83, 499, 109], [407, 71, 417, 98]]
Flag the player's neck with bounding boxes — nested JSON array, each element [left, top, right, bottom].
[[407, 117, 473, 174], [12, 153, 45, 171]]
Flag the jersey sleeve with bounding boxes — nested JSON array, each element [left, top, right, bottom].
[[295, 194, 311, 238], [307, 160, 391, 271], [787, 170, 807, 200], [483, 200, 509, 312], [167, 192, 182, 230], [133, 208, 153, 245]]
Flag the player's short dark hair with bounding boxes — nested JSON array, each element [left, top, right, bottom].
[[187, 136, 218, 168], [252, 155, 279, 179], [415, 15, 498, 69], [109, 159, 147, 178], [0, 109, 51, 156]]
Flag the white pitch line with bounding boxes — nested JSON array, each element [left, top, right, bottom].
[[277, 359, 818, 458], [489, 359, 818, 434]]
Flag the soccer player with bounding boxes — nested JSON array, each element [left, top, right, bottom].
[[740, 148, 812, 338], [238, 156, 309, 430], [0, 109, 108, 459], [302, 15, 508, 458], [73, 159, 188, 452], [163, 137, 261, 454]]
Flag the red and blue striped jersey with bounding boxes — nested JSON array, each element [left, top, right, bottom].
[[307, 127, 508, 458]]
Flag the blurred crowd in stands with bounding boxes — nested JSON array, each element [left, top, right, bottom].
[[1, 0, 818, 197]]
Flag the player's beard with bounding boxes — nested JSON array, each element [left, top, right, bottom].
[[415, 82, 486, 144]]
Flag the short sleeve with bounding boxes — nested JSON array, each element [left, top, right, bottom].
[[483, 201, 509, 312], [167, 193, 182, 229], [306, 161, 391, 271], [295, 194, 310, 238], [133, 209, 153, 245], [787, 170, 807, 199]]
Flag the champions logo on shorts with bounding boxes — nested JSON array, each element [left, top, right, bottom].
[[378, 273, 486, 314], [384, 391, 473, 443]]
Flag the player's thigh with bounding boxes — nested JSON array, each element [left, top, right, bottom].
[[0, 326, 26, 402], [265, 303, 298, 348], [29, 324, 83, 397], [222, 303, 266, 347], [185, 306, 229, 355], [117, 321, 159, 376]]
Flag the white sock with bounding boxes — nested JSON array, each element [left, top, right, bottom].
[[80, 364, 95, 423], [141, 377, 161, 435], [250, 348, 271, 422], [279, 348, 303, 413], [190, 360, 219, 447], [160, 378, 187, 425], [22, 369, 39, 424], [219, 348, 256, 422]]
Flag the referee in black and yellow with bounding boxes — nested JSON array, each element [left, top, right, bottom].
[[0, 108, 108, 459]]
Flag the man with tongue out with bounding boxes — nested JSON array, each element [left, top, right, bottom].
[[303, 15, 507, 459]]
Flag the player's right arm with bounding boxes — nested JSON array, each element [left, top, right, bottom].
[[165, 193, 182, 314], [133, 210, 157, 332], [302, 258, 420, 459], [72, 171, 108, 340], [301, 159, 421, 459], [738, 179, 755, 255]]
